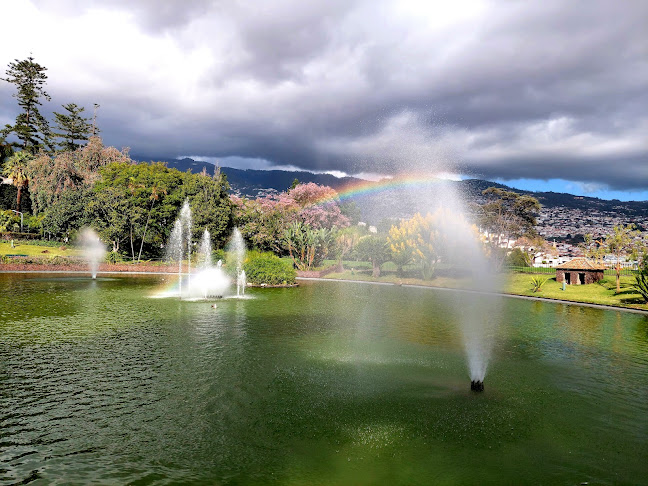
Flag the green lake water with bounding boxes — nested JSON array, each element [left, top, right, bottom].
[[1, 273, 647, 485]]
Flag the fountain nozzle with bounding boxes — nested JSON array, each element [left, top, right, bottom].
[[470, 380, 484, 392]]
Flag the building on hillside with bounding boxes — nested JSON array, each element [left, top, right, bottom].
[[556, 258, 606, 285]]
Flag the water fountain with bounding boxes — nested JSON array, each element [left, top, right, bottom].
[[229, 228, 247, 297], [78, 228, 106, 279], [384, 175, 501, 392], [163, 201, 246, 299], [237, 270, 246, 297]]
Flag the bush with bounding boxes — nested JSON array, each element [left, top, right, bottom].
[[243, 251, 296, 285], [212, 249, 226, 264], [507, 248, 532, 267]]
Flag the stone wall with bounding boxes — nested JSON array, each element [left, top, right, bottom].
[[556, 269, 604, 285]]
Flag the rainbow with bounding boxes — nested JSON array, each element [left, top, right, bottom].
[[313, 174, 457, 204]]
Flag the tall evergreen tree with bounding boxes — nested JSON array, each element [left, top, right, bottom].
[[0, 134, 13, 167], [53, 103, 92, 151], [1, 56, 53, 154]]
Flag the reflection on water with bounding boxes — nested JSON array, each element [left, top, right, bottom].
[[0, 274, 647, 484]]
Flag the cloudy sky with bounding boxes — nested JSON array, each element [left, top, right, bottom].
[[1, 0, 647, 200]]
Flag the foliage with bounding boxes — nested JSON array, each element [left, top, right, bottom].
[[632, 271, 648, 303], [530, 275, 549, 292], [2, 151, 33, 212], [0, 210, 21, 232], [183, 170, 232, 249], [333, 226, 364, 270], [507, 247, 532, 267], [243, 250, 296, 285], [388, 219, 415, 274], [477, 187, 541, 268], [354, 235, 390, 277], [1, 56, 53, 153], [53, 103, 92, 151], [339, 201, 361, 224], [91, 161, 232, 261], [601, 224, 643, 293], [0, 135, 13, 166], [283, 221, 334, 270], [41, 186, 94, 239], [233, 183, 349, 253], [27, 136, 131, 214], [388, 212, 440, 280]]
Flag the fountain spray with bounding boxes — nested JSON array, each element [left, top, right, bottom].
[[79, 228, 106, 279]]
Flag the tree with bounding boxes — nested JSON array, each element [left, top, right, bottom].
[[477, 187, 541, 268], [632, 255, 648, 303], [602, 224, 642, 293], [91, 161, 232, 261], [0, 134, 13, 166], [333, 226, 363, 271], [2, 151, 32, 212], [355, 235, 390, 277], [27, 136, 131, 214], [388, 213, 439, 279], [388, 220, 415, 275], [1, 56, 53, 153], [233, 183, 349, 253], [283, 221, 334, 270], [53, 103, 92, 151], [41, 186, 93, 239], [506, 247, 532, 267]]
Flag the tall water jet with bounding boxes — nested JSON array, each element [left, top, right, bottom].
[[228, 228, 247, 297], [166, 201, 193, 298], [426, 187, 502, 392], [180, 201, 193, 288], [198, 230, 212, 270], [78, 228, 106, 279], [167, 219, 184, 296], [237, 270, 246, 297], [382, 173, 501, 392]]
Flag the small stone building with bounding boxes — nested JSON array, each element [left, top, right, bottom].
[[556, 258, 606, 285]]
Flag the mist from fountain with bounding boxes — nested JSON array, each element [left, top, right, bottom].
[[371, 122, 502, 391], [78, 228, 106, 279]]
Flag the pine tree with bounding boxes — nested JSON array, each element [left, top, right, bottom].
[[1, 56, 53, 154], [53, 103, 92, 151]]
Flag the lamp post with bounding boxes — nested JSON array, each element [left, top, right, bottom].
[[10, 210, 23, 233]]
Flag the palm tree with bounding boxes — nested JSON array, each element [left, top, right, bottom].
[[2, 151, 32, 212]]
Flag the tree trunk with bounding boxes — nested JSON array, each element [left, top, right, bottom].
[[130, 225, 136, 262], [616, 262, 621, 293], [15, 186, 22, 212], [372, 260, 380, 277], [137, 201, 155, 263]]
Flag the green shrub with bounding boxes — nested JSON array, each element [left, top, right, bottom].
[[530, 275, 549, 292], [632, 266, 648, 303], [212, 249, 226, 265], [243, 251, 296, 286]]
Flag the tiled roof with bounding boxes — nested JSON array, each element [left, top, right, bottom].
[[556, 257, 606, 270]]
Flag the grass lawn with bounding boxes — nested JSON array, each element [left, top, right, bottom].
[[0, 241, 81, 259], [505, 273, 646, 310]]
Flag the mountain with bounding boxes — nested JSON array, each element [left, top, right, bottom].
[[133, 156, 648, 223]]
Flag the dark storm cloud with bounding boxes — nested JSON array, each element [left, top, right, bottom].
[[2, 0, 647, 191]]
